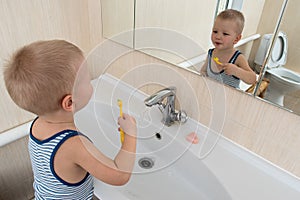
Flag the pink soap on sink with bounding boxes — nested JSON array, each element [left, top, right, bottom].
[[185, 132, 199, 144]]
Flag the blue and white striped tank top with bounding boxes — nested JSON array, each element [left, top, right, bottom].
[[28, 119, 94, 199], [207, 48, 241, 88]]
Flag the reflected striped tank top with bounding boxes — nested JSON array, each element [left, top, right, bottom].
[[207, 48, 241, 88], [28, 119, 94, 199]]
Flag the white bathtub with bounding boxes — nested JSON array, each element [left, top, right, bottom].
[[73, 74, 300, 200]]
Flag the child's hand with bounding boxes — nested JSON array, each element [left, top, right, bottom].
[[222, 63, 239, 76], [118, 113, 137, 136]]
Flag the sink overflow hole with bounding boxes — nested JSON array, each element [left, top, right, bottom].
[[155, 132, 162, 140]]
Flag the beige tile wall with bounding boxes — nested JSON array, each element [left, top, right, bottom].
[[249, 0, 300, 74], [248, 0, 284, 66], [279, 0, 300, 73], [0, 136, 34, 200], [0, 0, 103, 133]]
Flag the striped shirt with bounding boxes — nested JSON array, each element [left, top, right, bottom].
[[28, 119, 94, 199], [206, 48, 241, 88]]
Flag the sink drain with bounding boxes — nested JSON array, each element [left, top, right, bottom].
[[138, 157, 154, 169]]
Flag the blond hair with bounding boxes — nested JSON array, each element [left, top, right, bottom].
[[4, 40, 84, 115], [217, 9, 245, 34]]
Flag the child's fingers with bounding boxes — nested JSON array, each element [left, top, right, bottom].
[[118, 113, 137, 135], [118, 113, 136, 127], [121, 113, 136, 123]]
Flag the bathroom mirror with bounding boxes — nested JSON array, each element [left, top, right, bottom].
[[101, 0, 300, 116], [101, 0, 282, 89], [134, 0, 265, 77], [101, 0, 135, 48], [254, 0, 300, 115]]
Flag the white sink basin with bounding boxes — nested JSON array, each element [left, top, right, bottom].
[[74, 74, 300, 200], [75, 102, 230, 200]]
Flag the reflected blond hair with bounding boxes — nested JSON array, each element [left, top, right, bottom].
[[4, 40, 84, 115], [217, 9, 245, 34]]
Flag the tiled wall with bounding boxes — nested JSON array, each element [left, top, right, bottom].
[[0, 136, 34, 199], [0, 0, 103, 133]]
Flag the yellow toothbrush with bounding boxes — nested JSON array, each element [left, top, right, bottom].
[[213, 56, 223, 65], [117, 99, 124, 143]]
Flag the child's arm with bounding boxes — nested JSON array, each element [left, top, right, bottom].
[[114, 113, 137, 174], [222, 54, 256, 84], [71, 113, 137, 186]]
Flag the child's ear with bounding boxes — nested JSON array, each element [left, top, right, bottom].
[[234, 34, 242, 44], [61, 95, 73, 112]]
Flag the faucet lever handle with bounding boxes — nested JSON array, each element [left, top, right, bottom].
[[175, 110, 188, 123]]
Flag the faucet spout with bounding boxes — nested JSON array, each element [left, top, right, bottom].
[[144, 87, 176, 107], [144, 86, 187, 126]]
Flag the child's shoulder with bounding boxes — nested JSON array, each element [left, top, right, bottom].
[[30, 118, 79, 141], [235, 51, 250, 68], [235, 51, 246, 61]]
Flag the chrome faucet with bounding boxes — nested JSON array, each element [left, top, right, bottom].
[[144, 87, 188, 126]]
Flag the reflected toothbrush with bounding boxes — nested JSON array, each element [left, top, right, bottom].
[[117, 99, 125, 143], [213, 56, 223, 65]]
